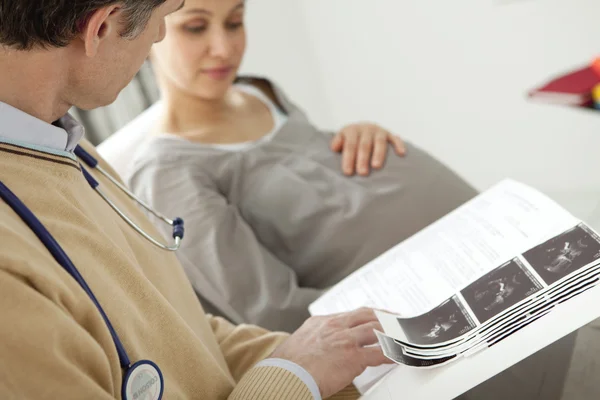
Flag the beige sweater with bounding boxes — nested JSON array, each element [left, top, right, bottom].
[[0, 140, 358, 399]]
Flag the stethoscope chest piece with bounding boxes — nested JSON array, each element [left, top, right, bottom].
[[122, 360, 164, 400]]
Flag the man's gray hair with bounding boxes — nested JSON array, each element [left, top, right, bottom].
[[0, 0, 167, 50]]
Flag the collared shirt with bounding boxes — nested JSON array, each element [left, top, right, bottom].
[[0, 102, 83, 152], [0, 101, 321, 400]]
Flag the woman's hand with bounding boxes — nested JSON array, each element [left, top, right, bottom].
[[330, 123, 406, 176]]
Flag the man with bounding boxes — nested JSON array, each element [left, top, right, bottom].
[[0, 1, 388, 398]]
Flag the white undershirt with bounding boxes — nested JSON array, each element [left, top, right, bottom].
[[208, 83, 288, 151]]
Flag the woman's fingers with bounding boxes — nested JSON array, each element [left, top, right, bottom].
[[371, 130, 389, 169], [390, 135, 406, 156], [331, 132, 344, 152], [356, 128, 374, 176], [341, 129, 359, 176], [336, 124, 405, 175]]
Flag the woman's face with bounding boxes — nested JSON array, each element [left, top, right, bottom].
[[152, 0, 246, 100]]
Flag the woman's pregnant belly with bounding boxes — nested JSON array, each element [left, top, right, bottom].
[[240, 141, 478, 289]]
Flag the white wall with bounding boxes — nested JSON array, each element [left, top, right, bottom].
[[242, 0, 600, 225], [239, 0, 332, 127]]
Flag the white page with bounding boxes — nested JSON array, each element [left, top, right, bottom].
[[310, 180, 579, 318], [352, 365, 397, 395]]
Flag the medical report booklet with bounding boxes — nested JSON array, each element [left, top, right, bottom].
[[309, 179, 600, 397]]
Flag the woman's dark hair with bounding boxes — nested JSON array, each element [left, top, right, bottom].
[[0, 0, 166, 50]]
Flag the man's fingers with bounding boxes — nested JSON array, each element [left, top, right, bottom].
[[372, 307, 400, 316], [371, 131, 388, 169], [341, 130, 359, 176], [351, 321, 383, 347], [331, 307, 394, 330], [342, 307, 379, 328], [356, 130, 374, 176], [362, 345, 395, 367]]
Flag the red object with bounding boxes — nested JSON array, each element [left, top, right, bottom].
[[528, 65, 600, 107], [592, 57, 600, 76]]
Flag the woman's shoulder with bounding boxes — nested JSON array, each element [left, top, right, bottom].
[[234, 75, 293, 114], [130, 132, 226, 176], [97, 101, 165, 181], [98, 103, 215, 186], [124, 135, 227, 198]]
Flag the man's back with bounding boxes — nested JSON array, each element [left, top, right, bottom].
[[0, 139, 299, 398]]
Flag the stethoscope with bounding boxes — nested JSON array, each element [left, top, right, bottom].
[[74, 145, 184, 251], [0, 145, 184, 400]]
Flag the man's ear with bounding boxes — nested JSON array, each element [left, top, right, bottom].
[[81, 5, 122, 57]]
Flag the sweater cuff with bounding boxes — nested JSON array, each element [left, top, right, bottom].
[[229, 362, 318, 400], [255, 358, 321, 400]]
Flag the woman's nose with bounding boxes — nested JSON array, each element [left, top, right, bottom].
[[209, 31, 233, 58]]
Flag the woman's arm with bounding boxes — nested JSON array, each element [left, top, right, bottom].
[[239, 77, 405, 179], [129, 163, 324, 333]]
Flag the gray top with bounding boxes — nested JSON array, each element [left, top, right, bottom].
[[107, 77, 477, 332]]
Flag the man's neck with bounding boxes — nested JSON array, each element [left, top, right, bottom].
[[0, 46, 71, 123]]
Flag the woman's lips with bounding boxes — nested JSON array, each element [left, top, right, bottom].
[[202, 66, 233, 80]]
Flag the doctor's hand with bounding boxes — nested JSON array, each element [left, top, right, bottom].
[[269, 307, 392, 399], [331, 123, 406, 176]]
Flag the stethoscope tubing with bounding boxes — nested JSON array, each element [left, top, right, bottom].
[[75, 146, 184, 251], [0, 180, 131, 368]]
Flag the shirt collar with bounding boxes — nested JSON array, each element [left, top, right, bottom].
[[0, 101, 85, 152], [57, 113, 86, 152]]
